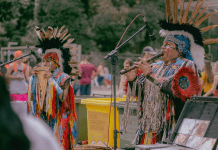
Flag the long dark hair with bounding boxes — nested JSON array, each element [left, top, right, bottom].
[[204, 60, 214, 83], [0, 76, 30, 150]]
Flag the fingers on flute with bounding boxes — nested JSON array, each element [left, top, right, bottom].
[[138, 57, 147, 64]]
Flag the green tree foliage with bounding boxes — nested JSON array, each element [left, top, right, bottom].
[[88, 0, 165, 53], [0, 0, 34, 47], [36, 0, 96, 53], [1, 0, 218, 61]]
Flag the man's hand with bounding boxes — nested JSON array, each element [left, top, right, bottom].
[[31, 66, 39, 76], [135, 57, 152, 76], [43, 70, 53, 79]]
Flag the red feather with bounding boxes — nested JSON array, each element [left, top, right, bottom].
[[71, 86, 77, 122], [172, 66, 201, 102]]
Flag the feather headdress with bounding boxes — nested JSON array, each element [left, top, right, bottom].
[[34, 26, 78, 75], [160, 0, 218, 71]]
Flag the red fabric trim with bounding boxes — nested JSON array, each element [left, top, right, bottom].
[[62, 118, 69, 150], [70, 86, 77, 122], [43, 52, 60, 67], [152, 133, 156, 144], [166, 100, 171, 121], [142, 133, 145, 144], [172, 66, 201, 101]]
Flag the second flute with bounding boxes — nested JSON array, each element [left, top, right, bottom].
[[120, 52, 164, 75]]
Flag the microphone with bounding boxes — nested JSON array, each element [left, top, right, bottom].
[[143, 17, 156, 41], [31, 50, 42, 63]]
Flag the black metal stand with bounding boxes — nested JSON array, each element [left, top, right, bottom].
[[104, 24, 148, 150], [104, 25, 147, 60], [0, 52, 32, 68], [0, 46, 41, 68]]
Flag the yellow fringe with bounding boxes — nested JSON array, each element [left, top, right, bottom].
[[48, 81, 53, 117], [27, 79, 32, 111]]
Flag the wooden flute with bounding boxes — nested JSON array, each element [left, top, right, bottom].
[[120, 52, 164, 75]]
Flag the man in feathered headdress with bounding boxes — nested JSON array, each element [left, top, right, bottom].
[[122, 0, 218, 145], [27, 26, 77, 150]]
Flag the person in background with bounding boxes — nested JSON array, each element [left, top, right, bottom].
[[117, 46, 158, 97], [6, 50, 30, 101], [203, 61, 218, 97], [23, 57, 32, 84], [142, 46, 158, 61], [200, 60, 214, 96], [4, 54, 15, 70], [97, 62, 105, 87], [79, 56, 98, 95], [117, 58, 133, 97], [71, 66, 81, 96], [91, 65, 99, 87], [103, 66, 110, 89]]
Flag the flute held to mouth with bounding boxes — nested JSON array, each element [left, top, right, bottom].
[[120, 52, 164, 75]]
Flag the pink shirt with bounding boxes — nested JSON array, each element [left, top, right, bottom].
[[79, 63, 97, 85]]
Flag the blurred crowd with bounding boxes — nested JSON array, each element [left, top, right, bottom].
[[0, 52, 112, 98], [1, 48, 218, 100], [72, 56, 111, 96]]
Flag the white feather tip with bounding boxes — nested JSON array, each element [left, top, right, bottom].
[[37, 48, 43, 55]]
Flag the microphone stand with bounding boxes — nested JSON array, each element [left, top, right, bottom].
[[0, 47, 41, 68], [0, 52, 32, 67], [104, 24, 148, 150]]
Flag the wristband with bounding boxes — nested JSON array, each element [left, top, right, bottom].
[[146, 72, 153, 78]]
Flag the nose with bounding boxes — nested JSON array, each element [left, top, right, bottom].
[[161, 46, 166, 52], [161, 45, 166, 49]]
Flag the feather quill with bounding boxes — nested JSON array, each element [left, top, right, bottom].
[[61, 34, 71, 43], [195, 11, 218, 28], [59, 29, 68, 40], [187, 0, 203, 24], [39, 29, 45, 40], [56, 25, 65, 38], [165, 0, 172, 23], [193, 3, 210, 26], [173, 0, 179, 24], [52, 27, 58, 38], [182, 0, 193, 24], [63, 38, 74, 47], [203, 38, 218, 45], [41, 28, 46, 35], [200, 25, 218, 33], [45, 26, 53, 40], [179, 0, 185, 24]]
